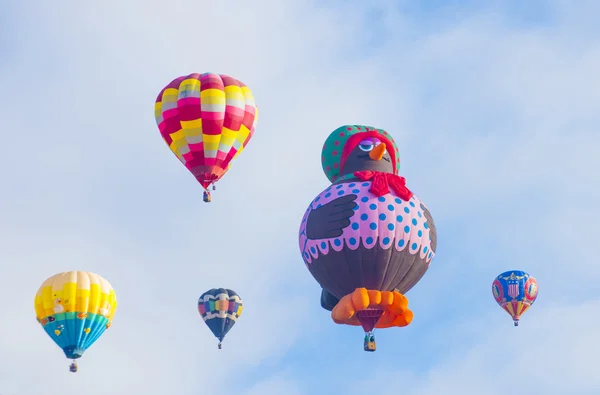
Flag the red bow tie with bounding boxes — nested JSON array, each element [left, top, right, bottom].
[[354, 171, 413, 201]]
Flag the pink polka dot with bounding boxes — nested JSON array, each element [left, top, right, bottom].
[[300, 182, 435, 265]]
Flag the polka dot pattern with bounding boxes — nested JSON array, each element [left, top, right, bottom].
[[299, 181, 435, 265]]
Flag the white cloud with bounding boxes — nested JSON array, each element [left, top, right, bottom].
[[351, 300, 600, 395], [0, 0, 599, 394], [243, 373, 302, 395]]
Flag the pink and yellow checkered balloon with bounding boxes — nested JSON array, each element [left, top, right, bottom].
[[154, 73, 258, 190]]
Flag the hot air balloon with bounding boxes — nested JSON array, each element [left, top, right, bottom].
[[34, 271, 117, 372], [154, 73, 258, 203], [197, 288, 243, 349], [298, 125, 437, 351], [492, 270, 538, 326]]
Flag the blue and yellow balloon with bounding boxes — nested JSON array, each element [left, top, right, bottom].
[[492, 270, 538, 326], [34, 271, 117, 372]]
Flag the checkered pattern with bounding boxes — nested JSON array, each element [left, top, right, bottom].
[[154, 73, 258, 189], [198, 289, 243, 322]]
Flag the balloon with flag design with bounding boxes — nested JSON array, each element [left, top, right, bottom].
[[197, 288, 243, 349], [154, 72, 258, 202], [34, 271, 117, 373], [492, 270, 538, 326]]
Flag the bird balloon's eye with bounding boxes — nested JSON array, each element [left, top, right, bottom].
[[358, 142, 374, 152]]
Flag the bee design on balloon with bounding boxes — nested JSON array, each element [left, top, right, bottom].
[[299, 125, 437, 351]]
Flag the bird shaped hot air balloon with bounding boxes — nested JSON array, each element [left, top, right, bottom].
[[492, 270, 538, 326], [34, 271, 117, 372], [298, 125, 437, 351], [154, 73, 258, 202], [197, 288, 243, 349]]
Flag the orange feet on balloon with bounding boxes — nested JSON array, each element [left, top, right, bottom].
[[331, 288, 413, 328]]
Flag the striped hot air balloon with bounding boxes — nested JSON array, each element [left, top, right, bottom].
[[154, 73, 258, 202]]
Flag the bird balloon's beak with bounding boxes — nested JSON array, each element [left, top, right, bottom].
[[369, 143, 387, 161]]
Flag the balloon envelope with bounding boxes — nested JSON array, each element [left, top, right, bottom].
[[492, 270, 538, 325], [298, 125, 438, 334], [34, 271, 117, 360], [154, 72, 258, 190], [300, 125, 437, 300], [197, 288, 242, 343]]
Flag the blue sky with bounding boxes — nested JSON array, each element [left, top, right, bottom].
[[1, 1, 599, 394]]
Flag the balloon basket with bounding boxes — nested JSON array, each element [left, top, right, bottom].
[[69, 361, 78, 373], [363, 331, 376, 352], [514, 321, 519, 327], [364, 341, 377, 352], [203, 191, 212, 203], [218, 342, 222, 349]]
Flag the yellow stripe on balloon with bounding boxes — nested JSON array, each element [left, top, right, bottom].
[[88, 277, 100, 314], [169, 141, 182, 159], [180, 119, 203, 137], [63, 280, 77, 313], [200, 89, 226, 104], [107, 290, 117, 321], [223, 86, 245, 106], [180, 119, 202, 130], [40, 282, 54, 317], [170, 130, 186, 142], [224, 85, 243, 95], [170, 140, 188, 152], [76, 289, 90, 314], [180, 78, 200, 90], [169, 130, 190, 156], [176, 79, 203, 149], [162, 88, 179, 101], [240, 86, 255, 101], [219, 127, 236, 146], [154, 102, 162, 118], [203, 134, 220, 152], [237, 125, 251, 145], [34, 271, 117, 323]]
